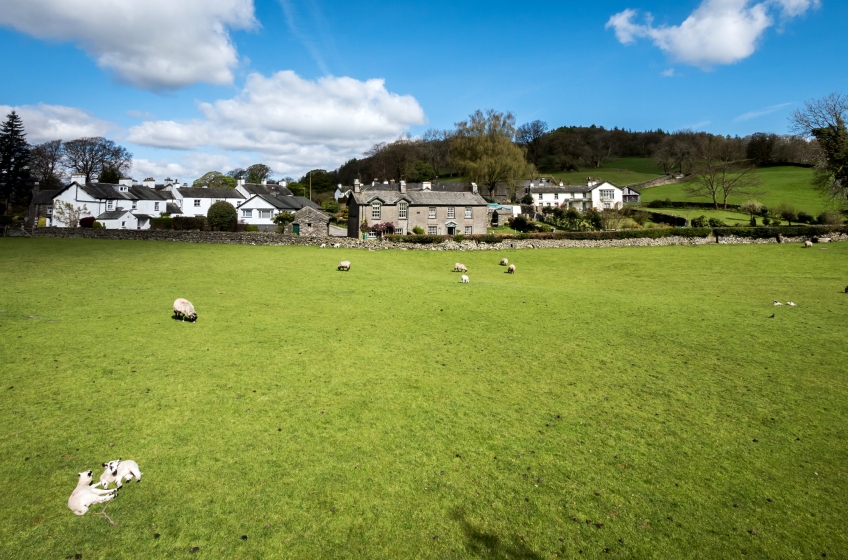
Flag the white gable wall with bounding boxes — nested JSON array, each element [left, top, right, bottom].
[[590, 182, 624, 210], [51, 184, 100, 227], [237, 197, 288, 228]]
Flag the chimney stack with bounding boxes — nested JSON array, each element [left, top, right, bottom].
[[261, 179, 267, 185], [238, 178, 246, 187], [354, 179, 361, 193], [471, 182, 478, 195], [70, 173, 86, 185], [422, 181, 431, 191], [399, 180, 406, 193]]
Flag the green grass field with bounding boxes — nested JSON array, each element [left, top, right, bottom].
[[549, 158, 664, 187], [640, 166, 833, 216], [2, 238, 848, 559], [645, 209, 753, 227]]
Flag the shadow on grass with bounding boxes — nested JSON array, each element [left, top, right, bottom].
[[170, 314, 196, 323], [452, 511, 542, 560]]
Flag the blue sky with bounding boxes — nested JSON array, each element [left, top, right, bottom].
[[0, 0, 845, 181]]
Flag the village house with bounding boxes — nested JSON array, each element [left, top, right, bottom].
[[525, 179, 624, 211], [236, 193, 321, 231], [346, 179, 489, 238], [28, 187, 60, 226], [169, 186, 245, 217]]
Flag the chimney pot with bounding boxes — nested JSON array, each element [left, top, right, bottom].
[[399, 180, 406, 193]]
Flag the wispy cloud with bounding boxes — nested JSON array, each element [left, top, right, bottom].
[[733, 102, 794, 121], [685, 120, 712, 130], [661, 68, 676, 77], [278, 0, 333, 75]]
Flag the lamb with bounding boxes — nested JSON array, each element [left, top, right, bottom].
[[338, 261, 351, 271], [173, 298, 197, 322], [787, 301, 797, 307], [68, 470, 117, 516], [97, 459, 142, 489], [500, 258, 509, 266], [460, 274, 470, 284], [507, 264, 516, 274], [454, 263, 467, 273], [333, 243, 341, 248], [804, 240, 813, 248], [320, 243, 326, 248], [773, 300, 783, 306]]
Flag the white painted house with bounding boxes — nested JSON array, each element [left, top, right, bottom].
[[237, 194, 322, 231], [51, 175, 177, 229], [170, 187, 245, 217], [525, 180, 624, 211]]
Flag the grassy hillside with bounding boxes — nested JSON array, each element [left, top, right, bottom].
[[640, 166, 832, 215], [2, 239, 847, 558], [549, 158, 664, 187]]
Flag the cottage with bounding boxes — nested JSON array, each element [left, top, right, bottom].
[[28, 188, 60, 226], [236, 193, 321, 231], [525, 180, 624, 211], [171, 187, 245, 217], [289, 206, 331, 237], [346, 180, 489, 238], [95, 210, 149, 230]]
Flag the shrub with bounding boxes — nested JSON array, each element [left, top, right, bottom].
[[536, 223, 553, 233], [92, 221, 104, 229], [520, 193, 533, 205], [452, 234, 465, 243], [817, 211, 844, 225], [385, 234, 445, 244], [79, 216, 96, 228], [150, 217, 173, 230], [690, 215, 709, 228], [762, 217, 770, 226], [769, 217, 781, 226], [321, 199, 340, 214], [207, 201, 237, 231], [509, 215, 533, 232], [173, 216, 206, 230], [412, 226, 424, 235], [244, 225, 259, 232], [797, 211, 814, 224], [708, 217, 727, 227]]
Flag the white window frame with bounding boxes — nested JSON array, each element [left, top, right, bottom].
[[107, 200, 114, 210], [371, 202, 381, 220], [427, 225, 437, 234], [47, 208, 53, 215], [193, 199, 201, 207], [465, 226, 472, 235], [242, 209, 253, 218], [447, 207, 455, 219], [258, 209, 272, 219], [398, 202, 408, 220], [538, 193, 543, 200], [154, 202, 159, 211], [600, 189, 615, 200], [428, 207, 436, 219], [395, 227, 404, 235], [554, 193, 559, 200], [121, 221, 126, 228], [465, 207, 472, 219], [131, 200, 137, 209]]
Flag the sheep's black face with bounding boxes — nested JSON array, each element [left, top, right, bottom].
[[104, 459, 121, 476]]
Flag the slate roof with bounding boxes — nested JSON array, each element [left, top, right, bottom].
[[31, 190, 60, 205], [351, 187, 487, 206], [76, 183, 174, 201], [238, 194, 322, 211], [132, 214, 153, 220], [241, 183, 293, 197], [176, 187, 244, 199], [527, 185, 593, 194], [165, 203, 182, 214], [96, 210, 131, 220]]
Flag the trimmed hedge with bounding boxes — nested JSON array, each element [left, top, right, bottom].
[[150, 217, 173, 230], [645, 200, 742, 211], [172, 217, 206, 230], [714, 225, 847, 239]]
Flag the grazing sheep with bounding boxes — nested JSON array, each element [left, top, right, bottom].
[[804, 240, 813, 248], [787, 301, 797, 307], [500, 258, 509, 266], [460, 274, 470, 284], [68, 470, 117, 516], [338, 261, 351, 271], [333, 243, 341, 248], [507, 264, 516, 274], [454, 263, 467, 273], [97, 459, 142, 489], [173, 298, 197, 322], [320, 243, 326, 248], [773, 300, 783, 306]]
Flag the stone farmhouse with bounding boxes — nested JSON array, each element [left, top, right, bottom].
[[525, 179, 625, 211], [346, 179, 489, 237]]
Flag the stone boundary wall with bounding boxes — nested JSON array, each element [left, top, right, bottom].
[[26, 227, 848, 250]]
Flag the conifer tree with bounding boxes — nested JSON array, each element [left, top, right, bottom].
[[0, 111, 33, 214]]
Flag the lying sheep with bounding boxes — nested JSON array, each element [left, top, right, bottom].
[[773, 300, 783, 306], [338, 261, 351, 271], [460, 274, 470, 284], [804, 240, 813, 248], [68, 470, 117, 516], [97, 459, 142, 489], [454, 263, 467, 273], [333, 243, 341, 248], [507, 264, 516, 274], [320, 243, 326, 248], [500, 258, 509, 266], [173, 298, 197, 322]]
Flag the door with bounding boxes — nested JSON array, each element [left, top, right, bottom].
[[447, 226, 456, 235], [292, 223, 300, 236]]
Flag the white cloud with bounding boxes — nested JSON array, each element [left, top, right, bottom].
[[733, 102, 794, 121], [127, 70, 426, 175], [661, 68, 676, 77], [0, 103, 112, 144], [0, 0, 256, 90], [606, 0, 820, 68]]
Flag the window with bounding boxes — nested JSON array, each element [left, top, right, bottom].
[[465, 207, 472, 219], [538, 193, 543, 200], [600, 189, 615, 200], [554, 193, 559, 200], [154, 202, 160, 211], [428, 225, 437, 234], [193, 199, 201, 207], [428, 207, 436, 219], [121, 221, 126, 228], [107, 200, 114, 210], [447, 207, 455, 219], [259, 209, 272, 219], [47, 208, 52, 215], [242, 209, 253, 218], [465, 226, 472, 235], [603, 202, 611, 209], [398, 202, 408, 219], [395, 227, 404, 235], [132, 201, 137, 209], [371, 202, 381, 220]]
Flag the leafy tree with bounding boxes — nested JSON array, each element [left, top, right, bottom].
[[450, 109, 535, 199], [0, 111, 33, 213], [207, 201, 237, 231], [791, 93, 848, 203], [775, 203, 797, 226], [520, 193, 534, 205], [286, 181, 306, 197], [740, 200, 764, 226], [226, 168, 247, 180], [298, 169, 334, 197], [98, 166, 122, 184], [405, 160, 436, 182], [273, 211, 295, 225], [246, 164, 272, 184], [63, 137, 132, 183], [321, 199, 340, 213], [30, 139, 65, 190], [193, 171, 236, 189]]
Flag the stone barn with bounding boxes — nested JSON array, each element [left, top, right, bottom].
[[288, 206, 331, 238]]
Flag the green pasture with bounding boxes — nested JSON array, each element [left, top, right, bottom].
[[645, 209, 752, 227], [549, 158, 663, 187], [1, 238, 847, 559], [640, 166, 832, 215]]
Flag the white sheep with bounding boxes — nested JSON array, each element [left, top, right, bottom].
[[97, 459, 142, 489], [804, 240, 813, 248], [338, 261, 351, 271], [773, 300, 783, 306], [333, 243, 341, 248], [68, 470, 117, 516], [787, 301, 797, 307], [173, 298, 197, 322], [507, 264, 516, 274], [454, 263, 467, 273], [500, 258, 509, 266], [320, 243, 327, 248], [460, 274, 470, 284]]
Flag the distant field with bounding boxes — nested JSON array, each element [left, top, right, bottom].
[[646, 208, 752, 226], [549, 158, 663, 187], [2, 238, 848, 558], [640, 166, 832, 215]]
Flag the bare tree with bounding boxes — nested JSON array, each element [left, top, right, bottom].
[[423, 129, 452, 179], [790, 93, 848, 202], [63, 137, 132, 183], [30, 140, 66, 189], [685, 136, 762, 209], [516, 120, 548, 166]]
